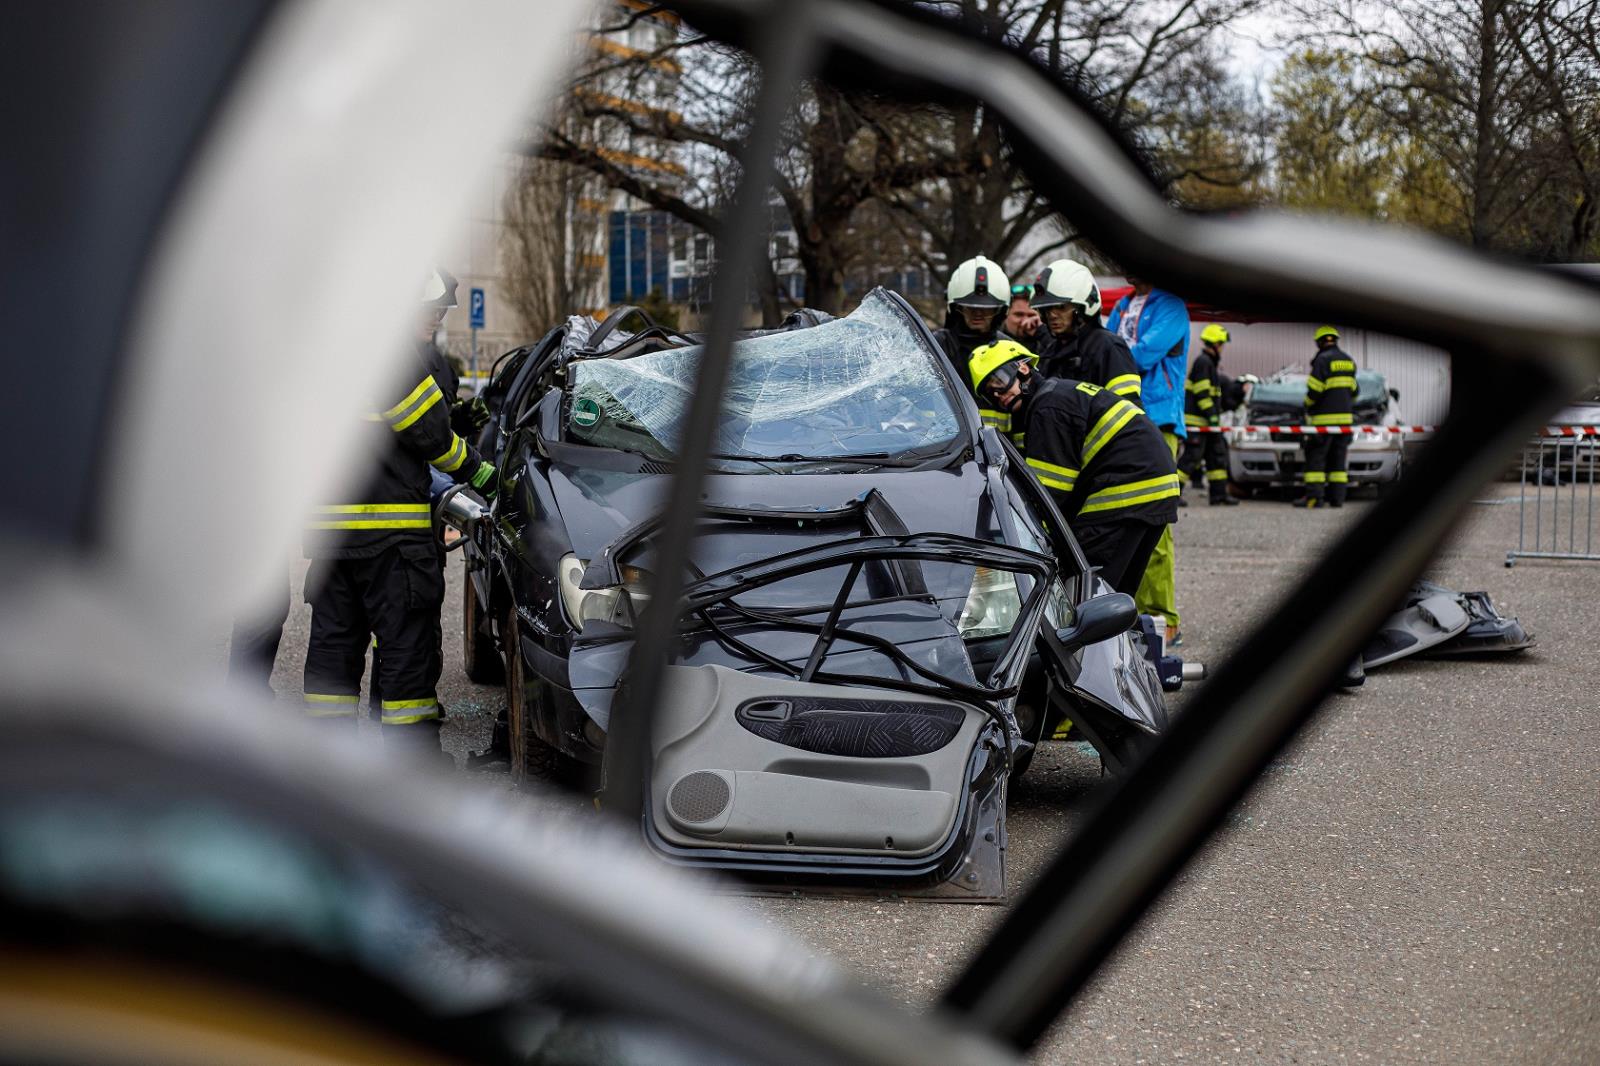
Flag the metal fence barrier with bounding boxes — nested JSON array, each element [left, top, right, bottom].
[[1507, 434, 1600, 566]]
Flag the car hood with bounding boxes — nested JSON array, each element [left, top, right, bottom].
[[547, 461, 992, 605]]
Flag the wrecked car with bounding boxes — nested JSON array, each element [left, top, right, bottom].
[[461, 289, 1167, 895], [1229, 368, 1412, 494]]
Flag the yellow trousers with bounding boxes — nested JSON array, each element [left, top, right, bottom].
[[1134, 431, 1180, 627]]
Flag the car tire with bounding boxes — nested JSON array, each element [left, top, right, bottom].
[[502, 606, 565, 787], [462, 566, 504, 684]]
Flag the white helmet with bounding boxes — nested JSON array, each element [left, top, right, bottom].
[[1030, 258, 1100, 317], [946, 255, 1009, 311], [421, 266, 459, 309]]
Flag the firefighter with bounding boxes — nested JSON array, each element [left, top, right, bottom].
[[1029, 258, 1142, 403], [1295, 325, 1359, 508], [933, 255, 1014, 441], [301, 268, 496, 757], [368, 268, 491, 718], [1180, 324, 1238, 506], [969, 339, 1180, 594]]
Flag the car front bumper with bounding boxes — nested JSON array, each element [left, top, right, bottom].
[[1229, 440, 1402, 486]]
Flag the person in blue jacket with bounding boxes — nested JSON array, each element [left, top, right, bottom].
[[1105, 276, 1189, 644]]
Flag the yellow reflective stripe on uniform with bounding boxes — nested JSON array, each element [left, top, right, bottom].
[[1329, 359, 1356, 372], [313, 504, 432, 513], [1305, 377, 1325, 392], [304, 693, 358, 718], [1309, 412, 1353, 425], [1323, 375, 1358, 391], [1197, 397, 1214, 410], [309, 503, 431, 530], [1077, 472, 1182, 515], [1303, 471, 1327, 483], [1185, 378, 1213, 393], [309, 519, 433, 529], [384, 377, 445, 431], [1107, 374, 1141, 397], [1081, 399, 1140, 466], [980, 410, 1012, 432], [380, 697, 440, 726], [1026, 457, 1078, 492], [430, 434, 469, 473], [1184, 414, 1209, 427], [1206, 469, 1228, 481], [1329, 471, 1350, 483]]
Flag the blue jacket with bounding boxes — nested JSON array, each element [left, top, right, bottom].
[[1106, 288, 1190, 437]]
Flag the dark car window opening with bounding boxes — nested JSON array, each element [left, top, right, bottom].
[[565, 290, 963, 470]]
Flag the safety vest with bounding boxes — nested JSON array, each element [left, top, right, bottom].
[[1305, 346, 1358, 426], [1184, 347, 1222, 428], [306, 342, 492, 559], [1017, 378, 1180, 527]]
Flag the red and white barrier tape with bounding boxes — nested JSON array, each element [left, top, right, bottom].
[[1186, 425, 1432, 435], [1190, 424, 1600, 438]]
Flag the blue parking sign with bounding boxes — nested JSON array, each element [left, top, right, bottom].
[[469, 287, 486, 329]]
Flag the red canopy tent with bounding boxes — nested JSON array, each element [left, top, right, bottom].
[[1096, 284, 1268, 324]]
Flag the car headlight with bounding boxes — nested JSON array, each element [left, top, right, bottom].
[[958, 566, 1022, 639], [1237, 428, 1268, 443], [558, 554, 652, 630]]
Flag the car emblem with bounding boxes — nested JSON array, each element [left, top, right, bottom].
[[572, 396, 602, 427]]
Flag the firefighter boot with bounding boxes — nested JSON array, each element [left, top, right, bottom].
[[382, 718, 452, 767], [1326, 476, 1349, 508], [1208, 483, 1239, 506]]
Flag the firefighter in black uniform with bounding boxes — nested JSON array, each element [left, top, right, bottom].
[[1295, 325, 1359, 508], [302, 268, 496, 755], [970, 339, 1180, 594], [1028, 258, 1142, 403], [933, 255, 1014, 441], [367, 268, 493, 717], [1180, 324, 1238, 505]]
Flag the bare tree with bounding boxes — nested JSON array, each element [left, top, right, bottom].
[[501, 147, 609, 338], [527, 1, 1276, 321], [1289, 0, 1600, 258]]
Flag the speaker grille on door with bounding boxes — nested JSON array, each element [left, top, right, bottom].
[[668, 771, 731, 823]]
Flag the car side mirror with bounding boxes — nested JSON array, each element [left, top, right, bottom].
[[1389, 387, 1401, 401], [1056, 591, 1137, 649]]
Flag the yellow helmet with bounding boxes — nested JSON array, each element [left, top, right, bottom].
[[1314, 325, 1340, 341], [1200, 324, 1230, 345], [968, 338, 1038, 392]]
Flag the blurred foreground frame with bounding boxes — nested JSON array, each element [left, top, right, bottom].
[[630, 0, 1600, 1051]]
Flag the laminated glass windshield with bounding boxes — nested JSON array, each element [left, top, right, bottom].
[[1251, 370, 1389, 408], [567, 289, 961, 467]]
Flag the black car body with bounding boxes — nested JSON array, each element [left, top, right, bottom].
[[463, 289, 1167, 896]]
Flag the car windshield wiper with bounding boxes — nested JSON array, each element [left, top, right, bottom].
[[703, 452, 787, 473], [730, 451, 936, 469]]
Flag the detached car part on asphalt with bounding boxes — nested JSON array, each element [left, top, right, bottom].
[[1361, 580, 1535, 668], [464, 290, 1167, 897]]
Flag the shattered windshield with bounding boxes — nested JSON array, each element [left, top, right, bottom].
[[1251, 370, 1390, 408], [566, 289, 961, 467]]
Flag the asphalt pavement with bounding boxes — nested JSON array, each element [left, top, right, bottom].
[[265, 480, 1599, 1064]]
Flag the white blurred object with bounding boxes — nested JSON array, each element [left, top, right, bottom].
[[103, 0, 585, 670]]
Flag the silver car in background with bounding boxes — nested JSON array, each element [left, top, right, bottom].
[[1228, 368, 1417, 496]]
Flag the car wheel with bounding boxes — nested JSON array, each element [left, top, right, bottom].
[[501, 606, 563, 787], [461, 566, 504, 684]]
